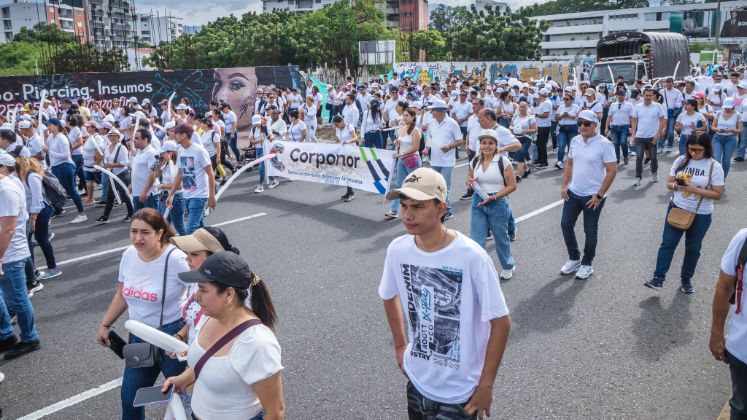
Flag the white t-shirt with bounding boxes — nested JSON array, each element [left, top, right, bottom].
[[301, 104, 317, 128], [567, 134, 617, 197], [384, 98, 399, 122], [336, 123, 355, 144], [427, 117, 463, 167], [609, 101, 634, 126], [47, 133, 74, 167], [201, 130, 221, 157], [466, 114, 481, 152], [378, 232, 509, 404], [131, 145, 160, 197], [472, 154, 510, 193], [188, 324, 283, 420], [288, 121, 307, 142], [511, 114, 535, 136], [632, 102, 667, 138], [177, 143, 211, 199], [451, 101, 472, 127], [670, 156, 724, 215], [533, 99, 553, 127], [720, 228, 747, 365], [81, 133, 105, 170], [104, 143, 129, 176], [118, 245, 190, 328], [342, 104, 359, 127], [68, 127, 83, 156], [676, 112, 706, 137], [556, 103, 580, 126], [715, 111, 742, 132], [0, 175, 31, 264]]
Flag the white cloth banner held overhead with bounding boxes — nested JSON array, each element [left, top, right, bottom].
[[265, 141, 396, 195]]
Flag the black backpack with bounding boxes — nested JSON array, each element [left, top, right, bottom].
[[41, 171, 67, 208], [730, 236, 747, 315], [471, 155, 506, 185]]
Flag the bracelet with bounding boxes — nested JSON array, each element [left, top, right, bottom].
[[100, 324, 111, 329], [174, 332, 185, 342]]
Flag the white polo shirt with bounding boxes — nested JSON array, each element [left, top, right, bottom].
[[451, 101, 472, 128], [609, 101, 634, 126], [632, 102, 667, 138], [466, 114, 481, 152], [567, 133, 617, 197], [427, 116, 463, 167], [533, 99, 553, 128], [720, 228, 747, 365]]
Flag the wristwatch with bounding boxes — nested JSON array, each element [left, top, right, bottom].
[[595, 193, 603, 200]]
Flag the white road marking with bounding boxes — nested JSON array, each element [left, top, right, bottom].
[[515, 199, 564, 223], [17, 378, 123, 420]]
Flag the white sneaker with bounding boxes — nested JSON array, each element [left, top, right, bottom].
[[0, 371, 4, 384], [70, 215, 88, 224], [555, 161, 564, 169], [254, 185, 264, 193], [268, 180, 279, 189], [629, 151, 637, 156], [652, 173, 658, 183], [575, 265, 594, 280], [500, 266, 515, 280], [560, 259, 581, 275], [632, 178, 642, 186]]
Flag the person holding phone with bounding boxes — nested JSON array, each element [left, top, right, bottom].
[[710, 98, 742, 179], [644, 133, 724, 293], [162, 252, 284, 420], [674, 99, 706, 156], [95, 209, 190, 420]]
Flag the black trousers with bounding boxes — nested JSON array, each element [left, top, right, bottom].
[[536, 126, 551, 166], [102, 170, 133, 219]]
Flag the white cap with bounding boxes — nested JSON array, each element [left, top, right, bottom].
[[429, 100, 448, 111], [410, 101, 423, 109], [127, 96, 138, 104], [577, 109, 598, 123], [0, 153, 15, 167], [160, 140, 178, 152], [164, 120, 176, 130], [142, 98, 151, 105], [252, 114, 262, 125], [0, 123, 13, 130], [176, 104, 189, 110], [723, 97, 735, 109], [477, 128, 499, 141], [538, 88, 549, 96], [738, 80, 747, 90], [18, 120, 33, 129]]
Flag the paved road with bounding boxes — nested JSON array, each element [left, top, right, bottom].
[[2, 150, 743, 419]]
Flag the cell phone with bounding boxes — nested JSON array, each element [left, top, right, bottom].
[[108, 330, 126, 359], [675, 178, 687, 186], [133, 385, 174, 407]]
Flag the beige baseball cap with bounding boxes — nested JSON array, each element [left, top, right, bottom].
[[170, 228, 225, 254], [386, 167, 447, 203]]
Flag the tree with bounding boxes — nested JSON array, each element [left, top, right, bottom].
[[410, 29, 447, 61], [13, 22, 78, 44]]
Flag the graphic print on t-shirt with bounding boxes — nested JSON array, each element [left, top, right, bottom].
[[402, 264, 462, 369], [180, 156, 197, 191]]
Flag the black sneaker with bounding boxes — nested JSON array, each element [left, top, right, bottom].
[[486, 232, 493, 241], [443, 212, 454, 221], [644, 277, 664, 290], [95, 201, 107, 207], [3, 340, 40, 360], [122, 216, 132, 222], [342, 192, 355, 202], [508, 231, 516, 242], [51, 209, 65, 219], [0, 336, 18, 353], [644, 157, 651, 165], [681, 278, 694, 294], [460, 192, 473, 200], [735, 157, 745, 162]]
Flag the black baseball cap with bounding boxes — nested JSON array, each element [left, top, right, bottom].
[[178, 251, 253, 288]]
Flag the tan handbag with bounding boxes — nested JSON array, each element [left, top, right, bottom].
[[666, 159, 714, 230]]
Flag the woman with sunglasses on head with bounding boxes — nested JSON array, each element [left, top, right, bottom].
[[162, 252, 284, 420], [644, 133, 725, 294]]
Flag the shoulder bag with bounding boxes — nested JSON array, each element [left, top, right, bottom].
[[193, 319, 262, 380], [666, 159, 714, 230], [123, 248, 176, 369]]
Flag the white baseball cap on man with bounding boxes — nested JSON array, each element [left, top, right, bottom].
[[386, 167, 447, 203], [577, 110, 598, 124]]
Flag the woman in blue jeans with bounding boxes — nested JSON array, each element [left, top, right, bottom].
[[468, 129, 518, 280], [710, 98, 742, 179], [644, 133, 725, 294], [154, 141, 186, 235], [46, 118, 88, 223], [385, 109, 422, 218], [96, 209, 190, 420]]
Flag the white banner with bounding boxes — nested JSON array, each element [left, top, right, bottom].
[[265, 141, 396, 195]]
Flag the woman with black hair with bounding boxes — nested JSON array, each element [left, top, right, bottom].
[[361, 99, 384, 149], [163, 251, 284, 420], [674, 99, 707, 156], [644, 133, 725, 294]]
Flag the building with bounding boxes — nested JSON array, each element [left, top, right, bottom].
[[536, 1, 746, 61], [182, 24, 201, 35], [1, 0, 44, 43], [87, 0, 136, 50], [262, 0, 337, 14], [46, 0, 88, 42], [385, 0, 428, 33], [136, 12, 181, 47], [1, 0, 87, 43]]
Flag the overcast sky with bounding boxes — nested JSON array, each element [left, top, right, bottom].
[[137, 0, 544, 26]]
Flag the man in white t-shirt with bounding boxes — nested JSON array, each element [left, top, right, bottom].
[[131, 129, 161, 212], [460, 98, 484, 201], [736, 81, 747, 161], [559, 110, 617, 280], [711, 228, 747, 420], [379, 167, 510, 419], [658, 77, 684, 153], [167, 122, 215, 235], [451, 92, 473, 160], [631, 88, 667, 186], [534, 88, 554, 167], [424, 100, 463, 220], [0, 154, 41, 360]]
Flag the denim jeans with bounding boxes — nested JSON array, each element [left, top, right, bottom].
[[635, 137, 658, 178], [51, 162, 85, 213], [560, 191, 606, 265], [121, 319, 186, 420], [659, 108, 679, 151], [256, 148, 276, 185], [164, 193, 186, 236], [738, 122, 747, 159], [185, 197, 208, 235], [101, 173, 110, 202], [72, 153, 85, 190], [653, 203, 712, 280], [430, 166, 453, 214], [133, 194, 162, 213], [227, 131, 241, 162], [726, 349, 747, 420], [470, 195, 515, 270], [610, 124, 630, 160], [713, 133, 738, 178], [557, 125, 578, 163], [551, 120, 558, 149], [29, 204, 56, 269], [511, 136, 532, 163], [0, 258, 39, 342], [390, 156, 421, 213], [363, 131, 384, 149], [406, 381, 476, 420]]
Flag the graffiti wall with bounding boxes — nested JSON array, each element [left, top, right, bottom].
[[392, 61, 574, 85], [0, 66, 304, 131]]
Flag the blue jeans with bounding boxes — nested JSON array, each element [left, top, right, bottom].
[[164, 193, 186, 236], [678, 134, 689, 156], [256, 148, 276, 185], [101, 173, 110, 202], [29, 204, 56, 269], [498, 118, 510, 129], [121, 319, 186, 420], [738, 122, 747, 159], [610, 125, 630, 160], [557, 125, 578, 163], [560, 191, 606, 265], [659, 108, 680, 151], [390, 156, 421, 212], [133, 194, 162, 213], [72, 153, 85, 189], [470, 195, 515, 270], [363, 131, 384, 149], [407, 381, 476, 419], [51, 162, 85, 213], [227, 131, 240, 161], [726, 349, 747, 420], [0, 258, 39, 342], [185, 197, 207, 235], [653, 203, 712, 280], [430, 166, 453, 215], [712, 133, 738, 178], [551, 120, 558, 149]]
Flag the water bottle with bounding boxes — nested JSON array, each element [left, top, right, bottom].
[[471, 180, 490, 201]]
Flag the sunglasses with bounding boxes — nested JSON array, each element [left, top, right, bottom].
[[688, 147, 705, 153], [577, 121, 594, 127]]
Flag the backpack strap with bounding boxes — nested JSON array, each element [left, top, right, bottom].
[[193, 319, 262, 380]]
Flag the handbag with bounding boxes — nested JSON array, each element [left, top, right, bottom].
[[401, 153, 419, 169], [123, 248, 176, 369], [666, 159, 714, 231], [193, 319, 262, 380]]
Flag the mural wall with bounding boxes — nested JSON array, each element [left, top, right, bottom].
[[392, 61, 574, 85]]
